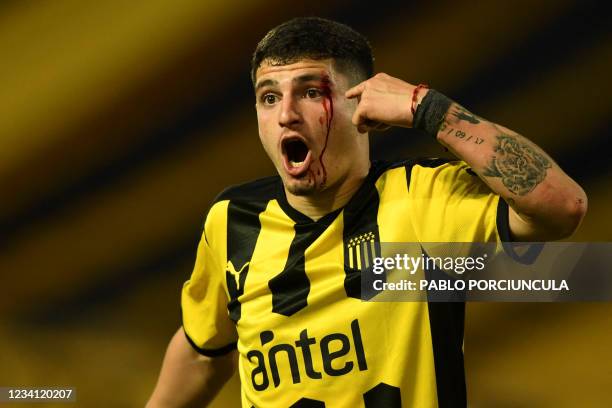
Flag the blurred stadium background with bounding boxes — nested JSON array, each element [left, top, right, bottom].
[[0, 0, 610, 406]]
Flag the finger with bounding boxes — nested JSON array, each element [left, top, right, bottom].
[[364, 120, 391, 133], [371, 122, 391, 132], [351, 104, 368, 127], [345, 81, 366, 99], [352, 107, 371, 134], [357, 119, 379, 134]]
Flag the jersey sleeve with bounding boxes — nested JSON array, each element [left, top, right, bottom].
[[181, 201, 238, 356], [408, 160, 510, 243]]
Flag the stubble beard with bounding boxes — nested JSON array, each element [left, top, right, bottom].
[[285, 175, 319, 196]]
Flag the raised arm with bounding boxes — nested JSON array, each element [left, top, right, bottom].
[[146, 327, 237, 408], [433, 99, 586, 241], [346, 73, 587, 241]]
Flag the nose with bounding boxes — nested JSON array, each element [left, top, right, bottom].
[[278, 95, 302, 128]]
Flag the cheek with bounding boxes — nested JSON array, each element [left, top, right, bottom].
[[257, 129, 275, 159], [257, 112, 277, 142], [258, 133, 276, 158]]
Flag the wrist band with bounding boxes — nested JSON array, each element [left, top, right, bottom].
[[413, 89, 453, 138], [411, 84, 429, 115]]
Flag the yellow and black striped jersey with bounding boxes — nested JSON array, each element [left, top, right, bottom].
[[181, 159, 509, 407]]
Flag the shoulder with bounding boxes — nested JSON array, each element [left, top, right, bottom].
[[406, 158, 474, 181], [373, 157, 455, 176], [373, 158, 486, 196], [407, 158, 491, 198], [214, 175, 280, 204], [201, 175, 280, 244], [204, 175, 280, 227], [372, 157, 461, 186]]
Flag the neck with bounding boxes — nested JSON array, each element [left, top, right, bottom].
[[285, 162, 370, 221]]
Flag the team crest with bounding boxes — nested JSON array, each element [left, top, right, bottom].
[[346, 231, 378, 270], [344, 231, 382, 300]]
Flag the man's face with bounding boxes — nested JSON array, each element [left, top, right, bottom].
[[254, 58, 366, 196]]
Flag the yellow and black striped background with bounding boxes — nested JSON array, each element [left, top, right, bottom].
[[0, 1, 610, 406]]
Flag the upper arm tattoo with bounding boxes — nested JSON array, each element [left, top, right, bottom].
[[483, 133, 552, 196]]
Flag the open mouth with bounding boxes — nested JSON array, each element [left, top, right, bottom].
[[281, 137, 312, 176]]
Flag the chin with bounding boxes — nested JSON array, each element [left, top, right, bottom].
[[284, 176, 321, 196], [286, 182, 317, 196]]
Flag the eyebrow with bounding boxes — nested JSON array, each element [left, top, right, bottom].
[[254, 74, 331, 92], [255, 79, 278, 92]]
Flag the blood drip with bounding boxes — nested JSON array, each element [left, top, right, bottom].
[[306, 74, 334, 188], [318, 74, 333, 187]]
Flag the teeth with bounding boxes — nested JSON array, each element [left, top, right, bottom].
[[289, 160, 304, 168]]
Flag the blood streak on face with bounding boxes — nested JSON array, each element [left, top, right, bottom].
[[305, 73, 334, 189], [317, 74, 333, 187]]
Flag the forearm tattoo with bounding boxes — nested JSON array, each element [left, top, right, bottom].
[[483, 133, 552, 196], [443, 103, 552, 196], [451, 106, 481, 124], [440, 105, 485, 144]]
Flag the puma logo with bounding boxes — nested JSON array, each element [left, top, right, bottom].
[[227, 260, 250, 289]]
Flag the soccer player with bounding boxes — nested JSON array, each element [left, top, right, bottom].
[[146, 17, 586, 407]]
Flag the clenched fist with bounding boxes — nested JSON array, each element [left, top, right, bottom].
[[345, 73, 428, 133]]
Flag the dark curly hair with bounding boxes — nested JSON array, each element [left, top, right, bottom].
[[251, 17, 374, 86]]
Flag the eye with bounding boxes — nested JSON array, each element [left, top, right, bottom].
[[261, 93, 278, 105], [305, 88, 322, 99]]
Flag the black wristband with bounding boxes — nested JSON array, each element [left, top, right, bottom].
[[413, 89, 453, 138]]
